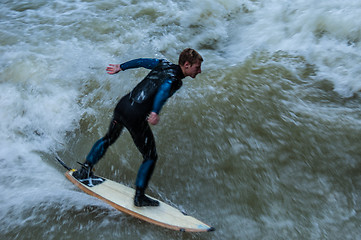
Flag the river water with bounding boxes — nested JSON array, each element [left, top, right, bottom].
[[1, 0, 361, 239]]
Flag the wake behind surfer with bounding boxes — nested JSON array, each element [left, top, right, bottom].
[[73, 48, 203, 207]]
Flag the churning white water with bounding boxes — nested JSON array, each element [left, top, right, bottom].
[[1, 0, 361, 239]]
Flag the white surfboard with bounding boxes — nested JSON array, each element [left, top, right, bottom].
[[65, 170, 214, 232]]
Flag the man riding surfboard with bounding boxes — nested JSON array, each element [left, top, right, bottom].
[[73, 48, 203, 207]]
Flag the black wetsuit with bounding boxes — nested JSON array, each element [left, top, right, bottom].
[[85, 58, 184, 189]]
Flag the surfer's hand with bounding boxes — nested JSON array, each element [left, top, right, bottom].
[[148, 112, 159, 125], [106, 64, 121, 74]]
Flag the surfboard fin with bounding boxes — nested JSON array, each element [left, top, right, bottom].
[[207, 227, 216, 232]]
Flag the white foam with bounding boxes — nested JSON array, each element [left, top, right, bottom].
[[218, 0, 361, 97], [1, 1, 361, 237], [0, 33, 110, 219]]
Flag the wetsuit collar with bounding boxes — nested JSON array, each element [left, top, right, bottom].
[[176, 65, 185, 80]]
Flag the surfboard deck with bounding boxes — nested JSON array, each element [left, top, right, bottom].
[[65, 170, 214, 232]]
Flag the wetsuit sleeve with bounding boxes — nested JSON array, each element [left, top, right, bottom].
[[120, 58, 160, 70], [152, 79, 172, 114]]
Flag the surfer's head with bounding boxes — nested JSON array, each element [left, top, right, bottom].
[[179, 48, 203, 66], [179, 48, 203, 78]]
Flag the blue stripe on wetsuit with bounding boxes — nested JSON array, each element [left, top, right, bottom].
[[152, 80, 172, 114], [120, 58, 160, 70]]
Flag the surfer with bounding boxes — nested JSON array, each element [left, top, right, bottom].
[[73, 48, 203, 207]]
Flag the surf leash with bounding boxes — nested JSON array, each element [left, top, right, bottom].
[[55, 156, 72, 171]]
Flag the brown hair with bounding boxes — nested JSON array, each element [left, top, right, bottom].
[[178, 48, 203, 66]]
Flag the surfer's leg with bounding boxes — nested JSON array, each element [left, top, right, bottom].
[[132, 123, 158, 189], [86, 119, 124, 165], [130, 122, 159, 207], [74, 119, 124, 180]]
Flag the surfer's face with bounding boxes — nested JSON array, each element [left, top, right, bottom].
[[183, 60, 202, 78]]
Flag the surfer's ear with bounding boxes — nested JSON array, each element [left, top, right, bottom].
[[183, 61, 191, 68]]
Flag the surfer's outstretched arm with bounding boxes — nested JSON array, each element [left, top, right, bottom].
[[106, 58, 160, 75], [106, 64, 122, 74]]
